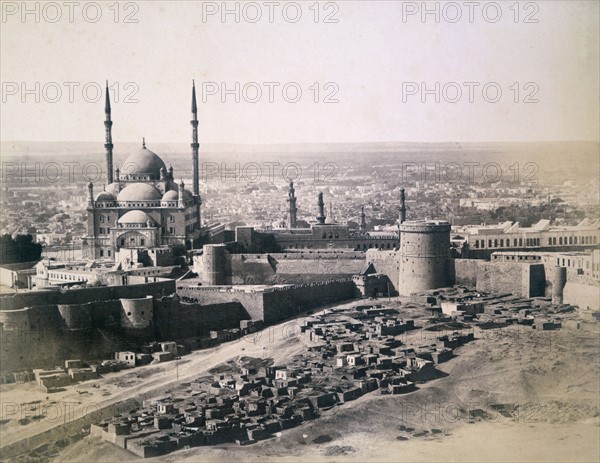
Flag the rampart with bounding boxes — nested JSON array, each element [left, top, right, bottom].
[[176, 279, 356, 323]]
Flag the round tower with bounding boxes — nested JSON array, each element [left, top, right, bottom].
[[552, 266, 567, 305], [202, 244, 228, 285], [398, 220, 451, 296]]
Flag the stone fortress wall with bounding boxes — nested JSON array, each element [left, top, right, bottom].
[[0, 280, 246, 372]]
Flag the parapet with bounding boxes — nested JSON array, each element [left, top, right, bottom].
[[399, 220, 451, 233]]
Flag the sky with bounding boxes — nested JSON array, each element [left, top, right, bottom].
[[1, 0, 599, 144]]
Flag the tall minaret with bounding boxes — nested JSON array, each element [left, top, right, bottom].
[[359, 206, 366, 232], [178, 179, 185, 208], [104, 81, 114, 184], [87, 181, 94, 208], [399, 187, 407, 224], [316, 192, 326, 224], [190, 80, 201, 230], [287, 180, 297, 229]]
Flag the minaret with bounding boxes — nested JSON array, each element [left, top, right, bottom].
[[316, 192, 326, 224], [190, 81, 201, 230], [399, 187, 407, 224], [87, 181, 94, 208], [104, 81, 114, 184], [359, 206, 366, 232], [178, 179, 185, 208], [287, 180, 297, 229]]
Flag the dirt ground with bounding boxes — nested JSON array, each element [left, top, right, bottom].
[[3, 300, 599, 462]]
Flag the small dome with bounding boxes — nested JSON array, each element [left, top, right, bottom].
[[117, 183, 162, 201], [121, 146, 167, 179], [183, 189, 194, 200], [162, 190, 179, 201], [118, 210, 154, 225], [95, 191, 115, 202]]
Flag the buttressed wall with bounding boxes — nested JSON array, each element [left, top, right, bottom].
[[0, 280, 252, 372]]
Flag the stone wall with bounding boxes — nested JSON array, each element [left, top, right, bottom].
[[365, 250, 399, 292], [176, 279, 356, 323], [563, 281, 600, 311], [452, 259, 480, 287], [475, 262, 545, 297], [0, 279, 176, 311]]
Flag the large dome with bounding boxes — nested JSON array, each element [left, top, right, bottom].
[[117, 183, 162, 201], [118, 210, 154, 225], [122, 145, 167, 179]]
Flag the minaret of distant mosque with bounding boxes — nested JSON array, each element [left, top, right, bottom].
[[359, 206, 366, 232], [399, 187, 407, 224], [316, 192, 326, 224], [104, 81, 114, 184], [191, 81, 202, 231], [287, 180, 298, 229]]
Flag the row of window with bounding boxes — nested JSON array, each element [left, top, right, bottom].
[[548, 236, 597, 245], [474, 235, 598, 249], [48, 272, 87, 281], [474, 237, 540, 248], [284, 242, 395, 250], [99, 215, 176, 224]]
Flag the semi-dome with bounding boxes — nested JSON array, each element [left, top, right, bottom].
[[121, 145, 167, 179], [162, 190, 179, 201], [105, 182, 119, 197], [95, 191, 115, 202], [118, 210, 154, 224], [117, 183, 162, 201]]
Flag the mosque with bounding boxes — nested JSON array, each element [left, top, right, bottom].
[[81, 83, 203, 266]]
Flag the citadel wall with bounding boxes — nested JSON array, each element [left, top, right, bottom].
[[176, 279, 356, 323], [365, 249, 400, 291], [194, 250, 365, 286], [0, 281, 250, 372], [0, 279, 175, 311], [475, 261, 545, 298]]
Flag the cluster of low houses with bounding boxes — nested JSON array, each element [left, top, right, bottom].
[[0, 320, 265, 388], [11, 288, 590, 457], [429, 289, 575, 330], [93, 303, 477, 458], [0, 342, 186, 391]]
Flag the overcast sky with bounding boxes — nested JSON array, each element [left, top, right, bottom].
[[1, 1, 598, 144]]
